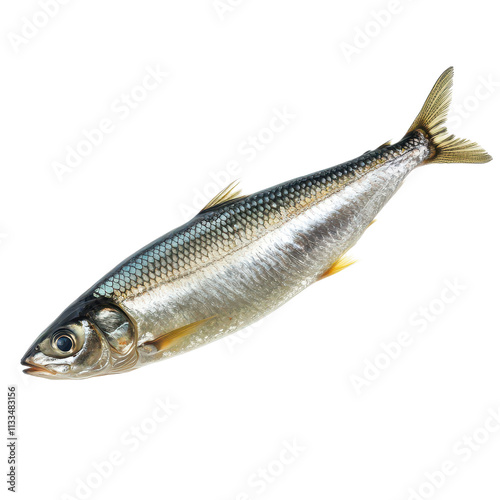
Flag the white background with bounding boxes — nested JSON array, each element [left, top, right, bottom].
[[1, 1, 499, 499]]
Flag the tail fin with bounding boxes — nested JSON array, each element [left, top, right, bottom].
[[407, 67, 492, 164]]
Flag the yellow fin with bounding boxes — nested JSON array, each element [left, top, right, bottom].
[[378, 140, 391, 149], [368, 218, 377, 228], [318, 255, 356, 281], [199, 181, 245, 213], [407, 67, 492, 164], [143, 316, 215, 352]]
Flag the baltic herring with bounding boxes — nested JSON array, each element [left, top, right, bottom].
[[21, 68, 492, 379]]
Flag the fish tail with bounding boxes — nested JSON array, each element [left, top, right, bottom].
[[406, 67, 492, 164]]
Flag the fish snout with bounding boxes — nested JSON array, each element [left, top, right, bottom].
[[21, 345, 57, 377]]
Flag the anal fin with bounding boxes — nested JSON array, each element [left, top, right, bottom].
[[318, 255, 356, 281]]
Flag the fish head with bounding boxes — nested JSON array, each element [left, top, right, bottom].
[[21, 298, 138, 379]]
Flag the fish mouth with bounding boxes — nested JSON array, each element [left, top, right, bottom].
[[21, 359, 57, 377]]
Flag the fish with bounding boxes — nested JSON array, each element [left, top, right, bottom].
[[21, 67, 492, 379]]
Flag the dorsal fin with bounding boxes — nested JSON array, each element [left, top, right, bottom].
[[199, 180, 246, 213], [378, 140, 391, 149]]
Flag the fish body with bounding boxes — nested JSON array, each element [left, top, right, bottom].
[[21, 68, 492, 379], [95, 133, 426, 366]]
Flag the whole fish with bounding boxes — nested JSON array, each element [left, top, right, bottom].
[[21, 67, 491, 379]]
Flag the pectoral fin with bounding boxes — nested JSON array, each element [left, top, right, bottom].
[[143, 316, 215, 352], [318, 255, 356, 281]]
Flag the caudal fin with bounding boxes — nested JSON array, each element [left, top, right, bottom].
[[407, 67, 492, 164]]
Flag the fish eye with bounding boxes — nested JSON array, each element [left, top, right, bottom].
[[53, 331, 75, 354]]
